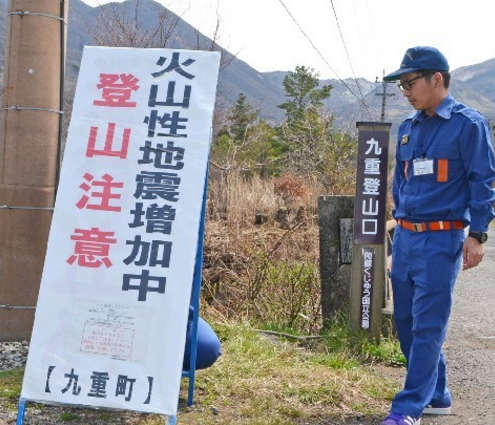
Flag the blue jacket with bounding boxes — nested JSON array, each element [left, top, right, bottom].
[[393, 94, 495, 232]]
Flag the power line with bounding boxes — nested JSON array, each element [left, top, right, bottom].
[[275, 0, 377, 120], [328, 0, 366, 100]]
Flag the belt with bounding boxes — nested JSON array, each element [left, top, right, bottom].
[[397, 219, 464, 232]]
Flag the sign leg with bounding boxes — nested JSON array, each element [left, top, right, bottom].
[[16, 398, 27, 425], [166, 414, 177, 425]]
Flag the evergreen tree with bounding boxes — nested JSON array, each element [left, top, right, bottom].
[[276, 66, 333, 174], [211, 93, 281, 175], [227, 93, 259, 143], [278, 66, 332, 126], [276, 66, 357, 191]]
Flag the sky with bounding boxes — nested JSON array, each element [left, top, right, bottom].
[[82, 0, 495, 82]]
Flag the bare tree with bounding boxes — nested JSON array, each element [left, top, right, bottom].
[[89, 0, 234, 133], [90, 0, 232, 66], [91, 0, 182, 48]]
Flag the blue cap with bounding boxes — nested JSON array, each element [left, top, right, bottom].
[[384, 46, 450, 81]]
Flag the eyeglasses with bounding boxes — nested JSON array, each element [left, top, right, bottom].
[[398, 73, 432, 91]]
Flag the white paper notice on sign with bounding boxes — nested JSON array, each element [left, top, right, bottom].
[[21, 46, 220, 416]]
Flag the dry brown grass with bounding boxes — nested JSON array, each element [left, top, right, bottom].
[[202, 170, 341, 334]]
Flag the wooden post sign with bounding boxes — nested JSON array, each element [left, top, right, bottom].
[[350, 122, 391, 339], [20, 47, 220, 417]]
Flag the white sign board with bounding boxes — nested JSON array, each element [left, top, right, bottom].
[[21, 46, 220, 415]]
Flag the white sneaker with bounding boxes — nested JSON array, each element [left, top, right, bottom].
[[423, 405, 452, 415]]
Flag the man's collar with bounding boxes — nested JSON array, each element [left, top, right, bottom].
[[433, 93, 455, 119], [412, 93, 455, 122]]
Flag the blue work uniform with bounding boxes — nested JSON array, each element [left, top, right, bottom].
[[391, 93, 495, 417]]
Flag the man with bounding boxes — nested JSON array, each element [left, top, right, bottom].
[[381, 46, 495, 425]]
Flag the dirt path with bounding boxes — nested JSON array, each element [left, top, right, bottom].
[[333, 228, 495, 425], [379, 228, 495, 425], [422, 227, 495, 424]]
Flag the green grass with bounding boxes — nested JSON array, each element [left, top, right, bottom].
[[317, 314, 406, 367], [0, 322, 402, 424], [0, 368, 23, 402], [168, 323, 399, 424], [60, 411, 80, 421]]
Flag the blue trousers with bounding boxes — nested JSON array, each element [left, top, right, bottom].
[[390, 225, 464, 417]]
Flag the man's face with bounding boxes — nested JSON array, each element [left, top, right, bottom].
[[399, 71, 439, 114]]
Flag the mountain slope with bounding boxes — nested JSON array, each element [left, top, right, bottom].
[[66, 0, 287, 123], [1, 0, 494, 131]]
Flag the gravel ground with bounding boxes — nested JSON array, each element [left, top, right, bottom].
[[0, 341, 154, 425], [1, 229, 494, 425], [369, 228, 495, 425], [426, 227, 495, 425]]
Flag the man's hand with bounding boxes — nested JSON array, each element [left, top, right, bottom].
[[463, 237, 485, 270]]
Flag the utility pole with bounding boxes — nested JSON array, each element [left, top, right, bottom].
[[375, 69, 395, 122], [0, 0, 68, 341]]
